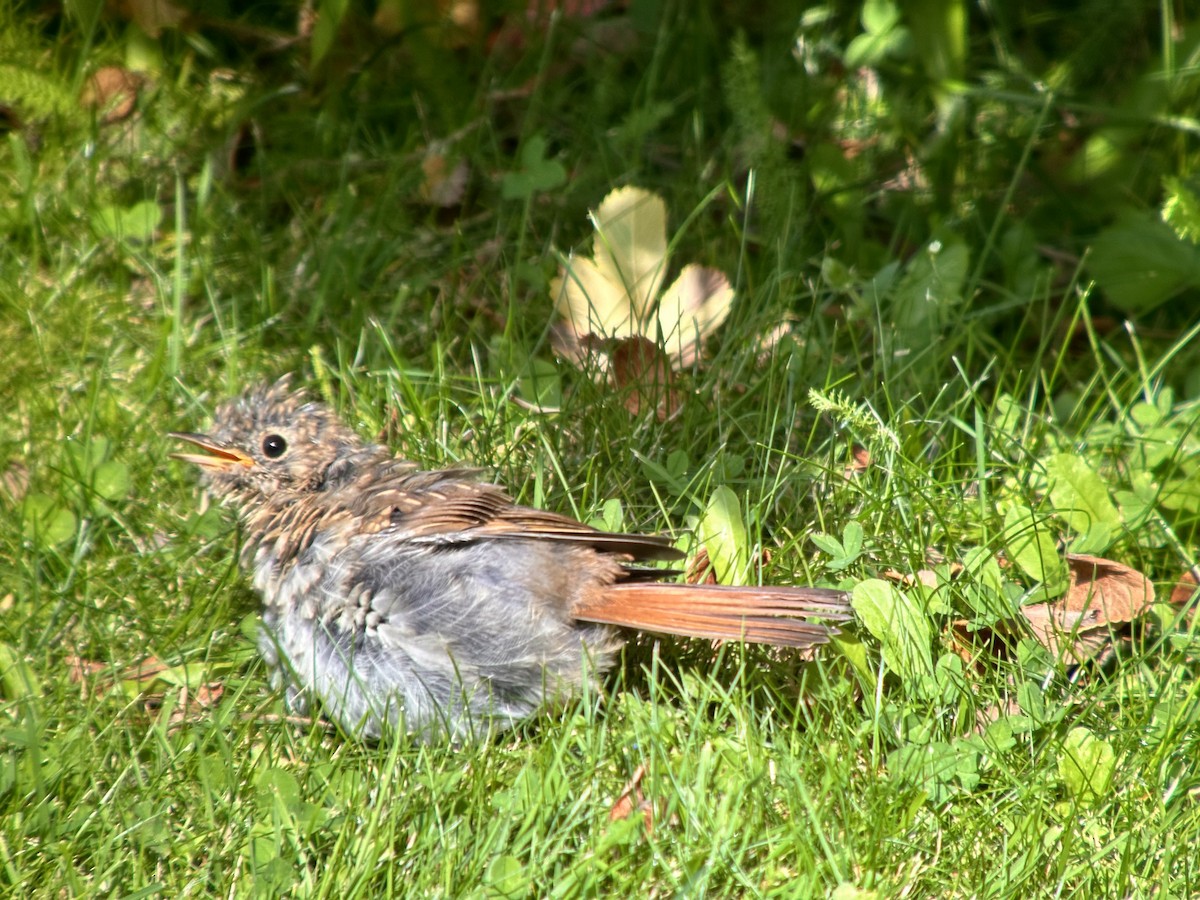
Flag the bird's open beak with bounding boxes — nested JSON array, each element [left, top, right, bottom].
[[169, 433, 255, 471]]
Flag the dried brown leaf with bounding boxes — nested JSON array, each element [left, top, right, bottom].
[[610, 336, 680, 420], [80, 66, 143, 124], [845, 444, 871, 476], [687, 546, 772, 586], [1, 460, 29, 505], [1168, 570, 1199, 606], [609, 763, 654, 834], [881, 568, 939, 589], [1061, 554, 1156, 621], [1020, 554, 1155, 663], [418, 149, 469, 207], [66, 655, 109, 684], [655, 264, 734, 367]]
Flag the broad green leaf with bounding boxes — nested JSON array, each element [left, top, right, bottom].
[[1088, 214, 1200, 313], [1044, 452, 1119, 534], [1129, 400, 1164, 428], [1160, 473, 1200, 514], [851, 578, 934, 687], [254, 767, 301, 813], [1016, 681, 1046, 724], [91, 200, 161, 242], [905, 0, 967, 84], [500, 135, 567, 201], [517, 356, 561, 409], [1114, 470, 1158, 531], [0, 641, 37, 702], [842, 521, 864, 558], [1067, 523, 1115, 556], [989, 393, 1023, 450], [21, 494, 76, 546], [820, 256, 855, 292], [810, 532, 845, 557], [831, 632, 873, 685], [93, 459, 131, 501], [1003, 505, 1068, 595], [1162, 175, 1200, 244], [1057, 727, 1115, 805], [697, 486, 749, 584], [485, 855, 530, 899], [310, 0, 350, 66], [589, 498, 625, 534], [67, 435, 109, 473], [886, 739, 967, 805], [889, 236, 970, 343], [862, 0, 900, 33]]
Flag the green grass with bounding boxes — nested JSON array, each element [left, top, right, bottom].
[[3, 1, 1200, 895]]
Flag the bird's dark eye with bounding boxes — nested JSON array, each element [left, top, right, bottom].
[[262, 434, 288, 458]]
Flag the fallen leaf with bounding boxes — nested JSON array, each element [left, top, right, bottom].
[[1168, 569, 1199, 606], [655, 264, 734, 367], [881, 568, 939, 589], [553, 187, 667, 338], [80, 66, 144, 123], [1020, 554, 1155, 663], [685, 547, 720, 585], [0, 460, 29, 505], [419, 148, 469, 207], [66, 655, 109, 685], [609, 763, 655, 834], [845, 444, 871, 476], [66, 653, 226, 722], [551, 186, 735, 374], [610, 336, 680, 420]]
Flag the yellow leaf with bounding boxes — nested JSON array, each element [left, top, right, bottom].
[[551, 256, 637, 340], [656, 264, 734, 366], [590, 187, 668, 318]]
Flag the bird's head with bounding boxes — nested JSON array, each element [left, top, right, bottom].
[[171, 377, 365, 502]]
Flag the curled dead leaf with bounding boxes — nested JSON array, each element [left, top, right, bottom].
[[687, 546, 773, 586], [609, 336, 680, 420], [66, 653, 225, 723], [80, 66, 144, 124], [1020, 554, 1155, 664], [845, 444, 871, 477], [609, 763, 655, 834]]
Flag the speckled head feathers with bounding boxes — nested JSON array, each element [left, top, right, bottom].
[[170, 377, 368, 499]]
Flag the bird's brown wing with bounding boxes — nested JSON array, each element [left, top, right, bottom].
[[379, 469, 683, 562]]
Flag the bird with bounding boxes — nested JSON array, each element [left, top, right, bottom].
[[170, 377, 852, 740]]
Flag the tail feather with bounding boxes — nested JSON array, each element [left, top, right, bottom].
[[572, 583, 852, 649]]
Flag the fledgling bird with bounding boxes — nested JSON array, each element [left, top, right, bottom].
[[171, 378, 852, 739]]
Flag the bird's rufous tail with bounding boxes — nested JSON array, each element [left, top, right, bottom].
[[571, 583, 853, 649]]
